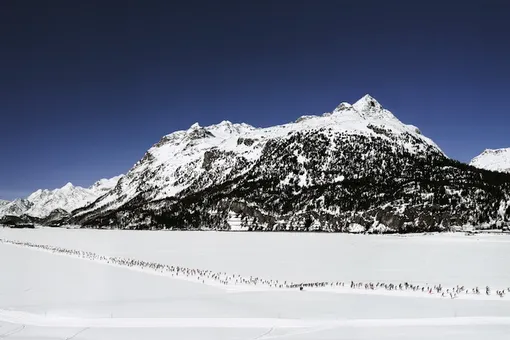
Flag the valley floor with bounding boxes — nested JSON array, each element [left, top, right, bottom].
[[1, 228, 509, 339]]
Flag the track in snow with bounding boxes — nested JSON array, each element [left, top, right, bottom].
[[1, 238, 509, 301]]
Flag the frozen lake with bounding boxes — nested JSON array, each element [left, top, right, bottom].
[[1, 228, 509, 339]]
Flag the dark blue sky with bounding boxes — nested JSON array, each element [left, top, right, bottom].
[[1, 0, 509, 200]]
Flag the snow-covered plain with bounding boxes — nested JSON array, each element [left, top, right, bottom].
[[1, 228, 510, 339]]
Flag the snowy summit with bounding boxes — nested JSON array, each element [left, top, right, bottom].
[[470, 148, 510, 173]]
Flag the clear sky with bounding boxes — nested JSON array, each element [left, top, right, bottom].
[[1, 0, 509, 200]]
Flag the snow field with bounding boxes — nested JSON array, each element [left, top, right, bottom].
[[1, 237, 509, 301], [1, 229, 510, 339], [2, 228, 510, 287]]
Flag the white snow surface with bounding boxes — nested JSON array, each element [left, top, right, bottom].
[[77, 94, 444, 216], [0, 175, 123, 218], [88, 174, 124, 196], [0, 229, 510, 340], [470, 148, 510, 173]]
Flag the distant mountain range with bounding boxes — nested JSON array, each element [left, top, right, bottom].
[[1, 95, 509, 232], [0, 175, 122, 224]]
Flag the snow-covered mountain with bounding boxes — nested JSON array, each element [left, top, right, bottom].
[[3, 94, 507, 232], [0, 175, 123, 219], [73, 94, 442, 220], [0, 199, 33, 217], [24, 183, 100, 218], [470, 148, 510, 173], [72, 94, 510, 232]]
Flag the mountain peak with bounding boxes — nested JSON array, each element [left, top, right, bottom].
[[189, 122, 201, 130], [470, 148, 510, 173], [185, 123, 215, 140], [352, 94, 383, 113], [351, 94, 400, 122], [62, 182, 74, 190], [330, 95, 385, 117], [333, 102, 353, 112], [217, 120, 232, 126]]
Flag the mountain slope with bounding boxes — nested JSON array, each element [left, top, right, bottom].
[[470, 148, 510, 173], [72, 95, 510, 232]]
